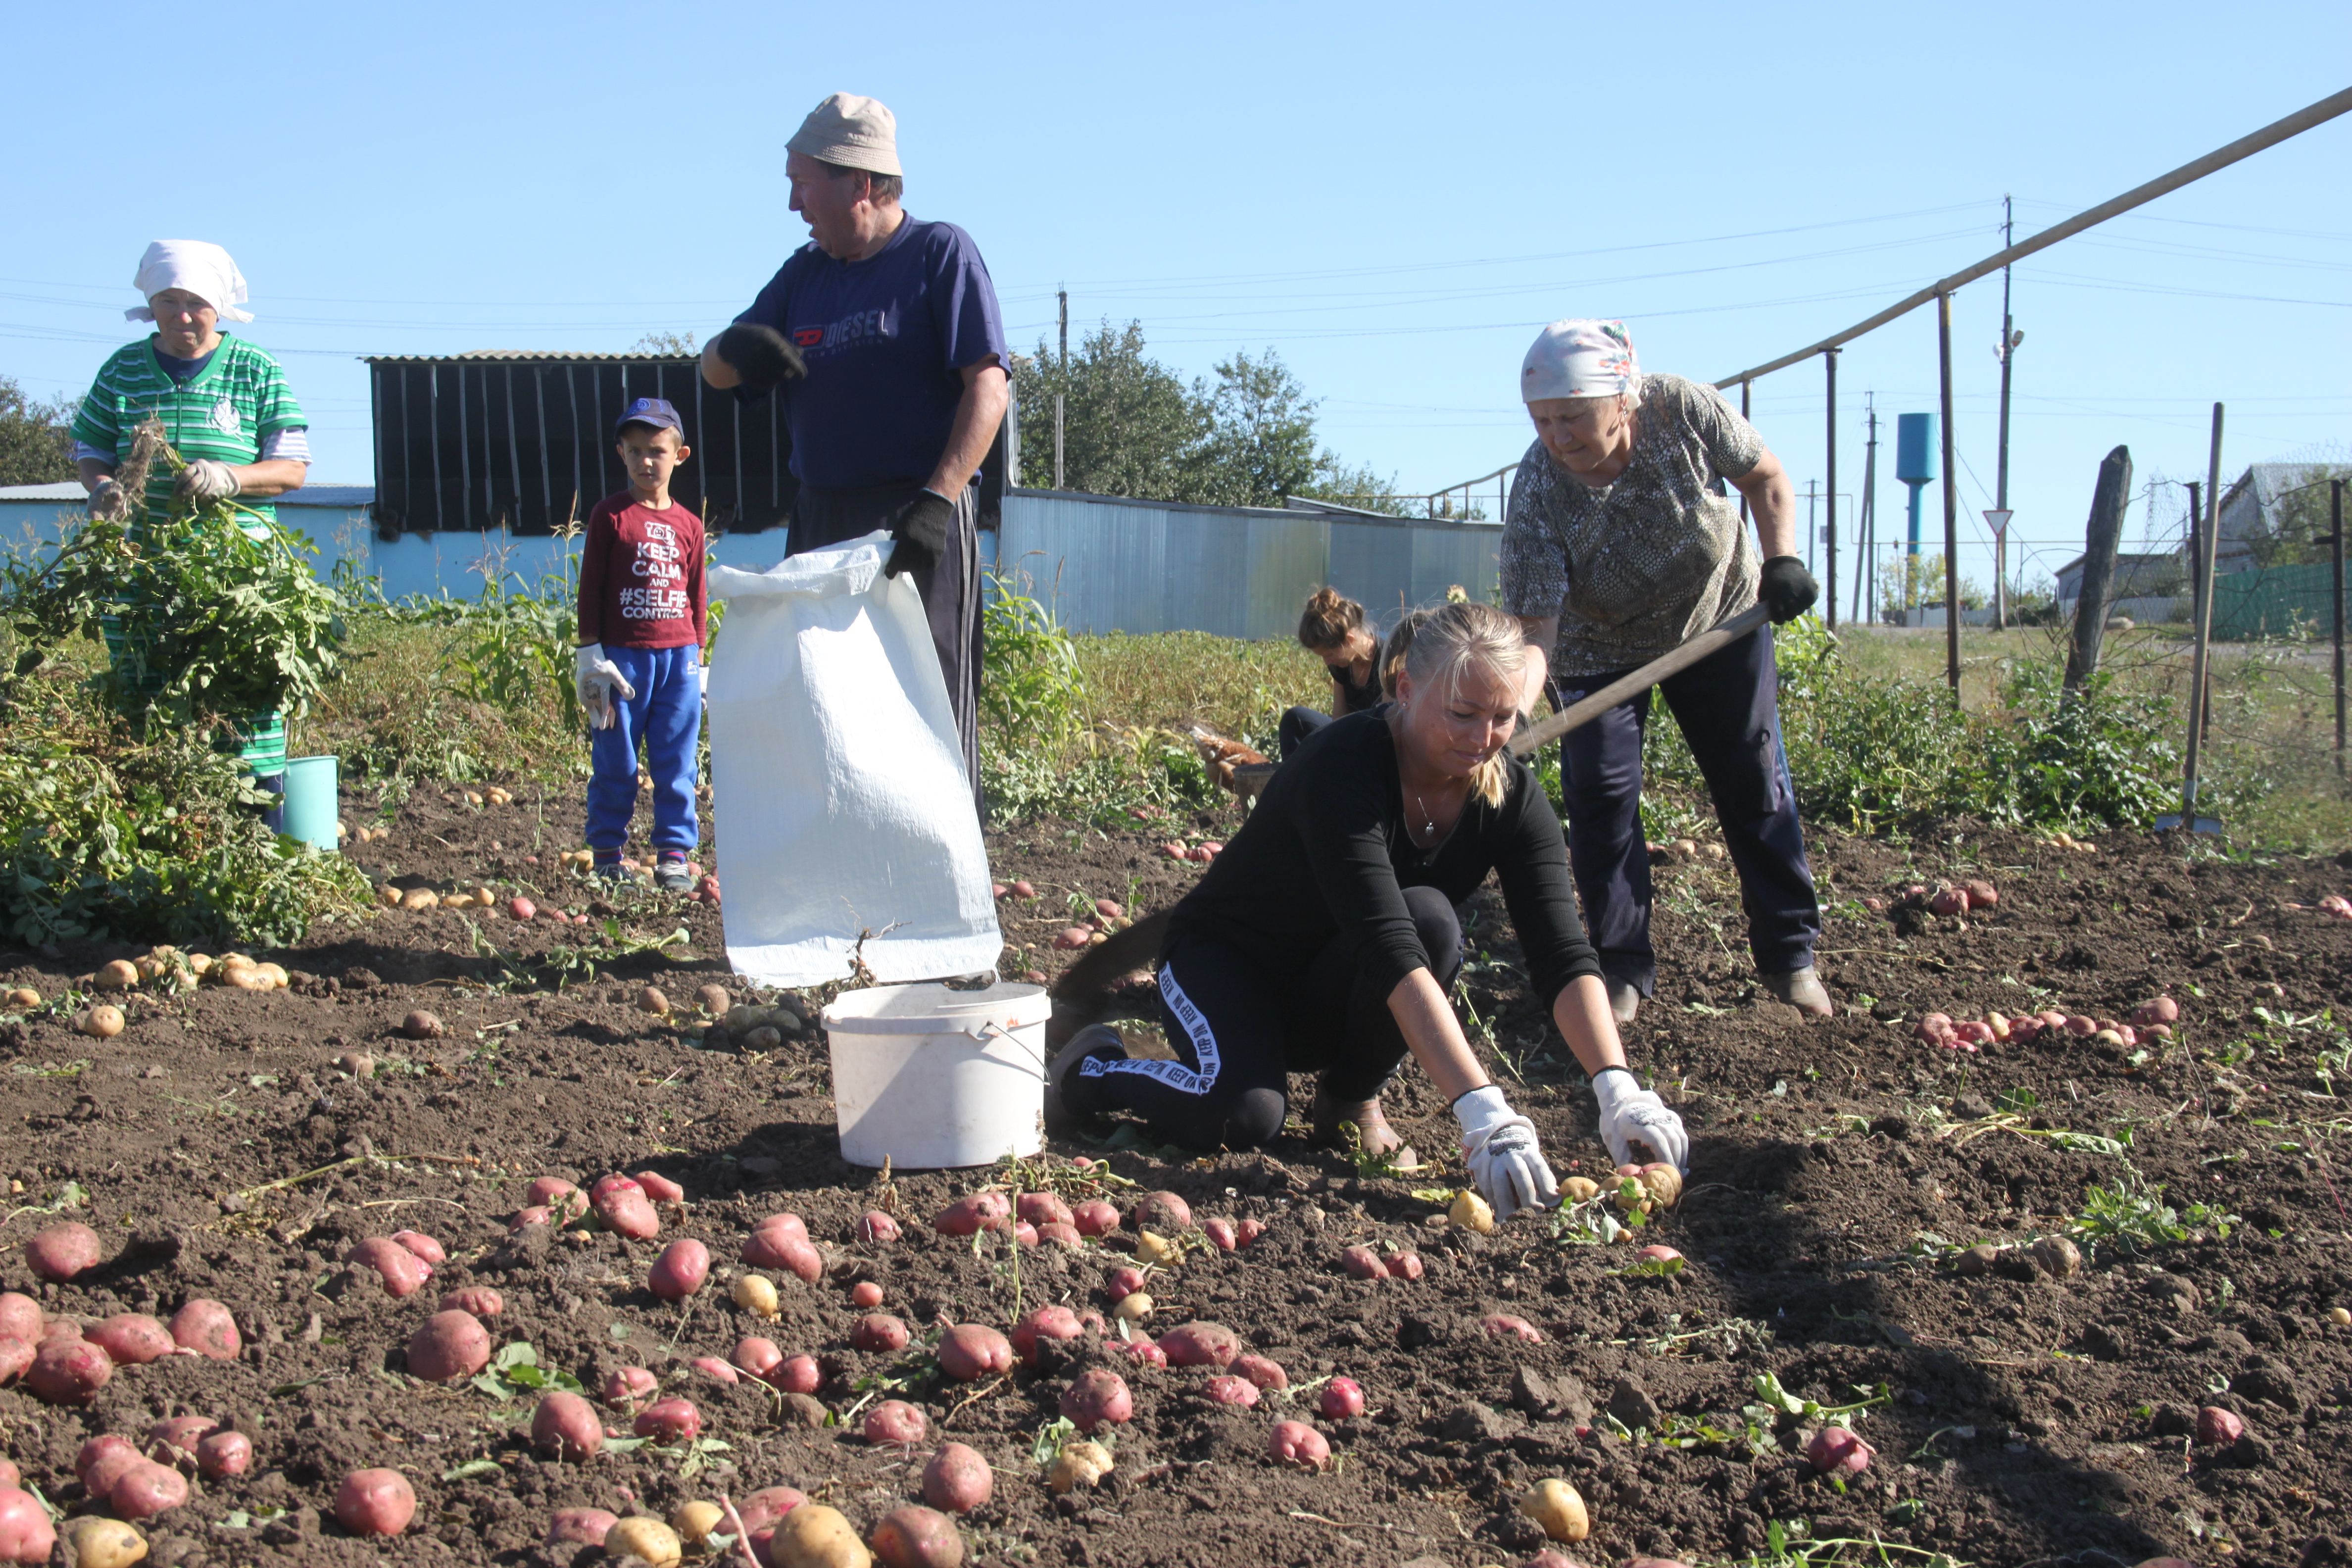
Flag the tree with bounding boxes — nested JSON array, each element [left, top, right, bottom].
[[1877, 552, 1985, 619], [0, 377, 76, 485], [1182, 349, 1325, 508], [629, 331, 698, 356], [2241, 463, 2352, 569], [1013, 321, 1200, 500]]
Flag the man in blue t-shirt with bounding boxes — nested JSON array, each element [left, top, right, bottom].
[[703, 92, 1010, 812]]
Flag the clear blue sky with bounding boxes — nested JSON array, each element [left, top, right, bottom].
[[7, 1, 2347, 603]]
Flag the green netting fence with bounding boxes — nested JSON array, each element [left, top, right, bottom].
[[2209, 559, 2346, 642]]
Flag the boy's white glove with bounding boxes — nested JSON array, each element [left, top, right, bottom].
[[173, 459, 241, 505], [1452, 1085, 1560, 1217], [574, 643, 635, 731], [1591, 1066, 1689, 1173]]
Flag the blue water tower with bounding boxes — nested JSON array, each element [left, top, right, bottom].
[[1895, 413, 1937, 557]]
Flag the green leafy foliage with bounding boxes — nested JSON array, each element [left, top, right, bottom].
[[980, 574, 1087, 745], [0, 376, 75, 486], [2068, 1179, 2237, 1255], [470, 1340, 583, 1402]]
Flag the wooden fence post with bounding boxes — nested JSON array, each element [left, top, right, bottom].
[[2063, 445, 2135, 696]]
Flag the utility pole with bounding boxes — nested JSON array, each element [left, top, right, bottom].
[[2333, 479, 2346, 775], [1805, 481, 1818, 573], [1856, 399, 1878, 624], [1054, 289, 1068, 491], [1994, 195, 2022, 630]]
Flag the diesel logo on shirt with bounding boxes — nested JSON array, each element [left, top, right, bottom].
[[788, 307, 897, 357]]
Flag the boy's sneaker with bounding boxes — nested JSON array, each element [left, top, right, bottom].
[[592, 858, 626, 883], [654, 859, 692, 893]]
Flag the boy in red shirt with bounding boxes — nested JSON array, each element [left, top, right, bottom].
[[574, 397, 708, 891]]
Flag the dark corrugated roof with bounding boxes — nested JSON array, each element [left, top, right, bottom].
[[362, 351, 698, 364]]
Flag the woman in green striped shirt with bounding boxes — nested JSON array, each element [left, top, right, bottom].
[[70, 240, 312, 792]]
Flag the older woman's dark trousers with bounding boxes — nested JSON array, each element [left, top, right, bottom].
[[1069, 886, 1463, 1151], [1546, 623, 1819, 996]]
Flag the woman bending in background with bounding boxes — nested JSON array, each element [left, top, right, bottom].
[[1277, 587, 1386, 758]]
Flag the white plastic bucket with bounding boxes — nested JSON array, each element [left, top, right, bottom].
[[821, 982, 1052, 1169]]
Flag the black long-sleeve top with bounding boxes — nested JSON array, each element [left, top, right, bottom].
[[1165, 711, 1602, 1007]]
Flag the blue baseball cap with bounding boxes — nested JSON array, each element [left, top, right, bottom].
[[615, 396, 684, 438]]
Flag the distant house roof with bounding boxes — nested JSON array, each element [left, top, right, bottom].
[[2054, 550, 2184, 600]]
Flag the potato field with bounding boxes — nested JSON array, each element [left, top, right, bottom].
[[0, 776, 2346, 1568]]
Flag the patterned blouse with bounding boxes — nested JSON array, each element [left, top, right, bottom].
[[1499, 373, 1764, 679]]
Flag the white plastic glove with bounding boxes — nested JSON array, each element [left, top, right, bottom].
[[1452, 1085, 1560, 1216], [86, 479, 130, 521], [1591, 1066, 1689, 1173], [173, 458, 241, 505], [574, 643, 636, 731]]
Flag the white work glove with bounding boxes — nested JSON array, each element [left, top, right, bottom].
[[573, 643, 636, 731], [173, 459, 241, 505], [87, 479, 130, 522], [1452, 1085, 1559, 1217], [1591, 1066, 1689, 1173]]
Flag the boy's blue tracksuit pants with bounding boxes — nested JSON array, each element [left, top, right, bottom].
[[586, 643, 703, 854]]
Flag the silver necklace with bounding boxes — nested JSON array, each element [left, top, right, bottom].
[[1414, 792, 1436, 840]]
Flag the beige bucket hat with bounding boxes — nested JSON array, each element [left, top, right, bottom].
[[786, 93, 901, 176]]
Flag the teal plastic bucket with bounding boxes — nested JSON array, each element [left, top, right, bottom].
[[281, 755, 340, 853]]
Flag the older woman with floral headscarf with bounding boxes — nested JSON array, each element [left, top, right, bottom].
[[70, 240, 311, 793], [1500, 319, 1828, 1027]]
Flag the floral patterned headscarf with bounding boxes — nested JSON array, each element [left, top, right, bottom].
[[1520, 319, 1638, 402]]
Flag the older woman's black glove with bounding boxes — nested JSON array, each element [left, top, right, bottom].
[[713, 323, 807, 395], [1759, 555, 1818, 623], [884, 489, 955, 579]]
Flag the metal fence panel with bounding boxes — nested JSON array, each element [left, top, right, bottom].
[[1328, 522, 1415, 629]]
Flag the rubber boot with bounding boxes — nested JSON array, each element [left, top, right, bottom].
[[1762, 965, 1832, 1017]]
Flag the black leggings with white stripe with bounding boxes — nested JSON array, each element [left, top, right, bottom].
[[1069, 885, 1464, 1151]]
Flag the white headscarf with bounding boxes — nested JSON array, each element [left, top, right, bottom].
[[1520, 318, 1638, 402], [125, 240, 253, 323]]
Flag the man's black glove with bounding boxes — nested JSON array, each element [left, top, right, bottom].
[[713, 323, 807, 395], [884, 489, 955, 580], [1759, 555, 1818, 623]]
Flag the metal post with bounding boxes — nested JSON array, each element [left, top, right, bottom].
[[1824, 347, 1839, 630], [2333, 479, 2346, 775], [1938, 293, 1960, 692], [1054, 289, 1068, 491], [1805, 481, 1818, 573], [2180, 404, 2225, 824], [1995, 195, 2017, 630], [1856, 400, 1877, 624], [1739, 380, 1752, 526]]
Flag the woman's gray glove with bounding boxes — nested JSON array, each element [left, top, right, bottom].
[[1759, 555, 1818, 623], [174, 459, 241, 506], [713, 323, 807, 395], [884, 489, 955, 580], [1591, 1066, 1689, 1172], [86, 480, 130, 522], [1452, 1085, 1560, 1216]]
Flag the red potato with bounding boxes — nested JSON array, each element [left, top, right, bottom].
[[1035, 1222, 1082, 1250], [1320, 1376, 1366, 1420], [2198, 1406, 2246, 1445], [1204, 1373, 1261, 1408], [873, 1505, 966, 1568], [196, 1430, 251, 1479], [26, 1337, 110, 1404], [1117, 1339, 1168, 1369], [1158, 842, 1188, 860], [865, 1399, 927, 1446], [408, 1310, 491, 1381], [648, 1238, 711, 1301], [2064, 1015, 2097, 1036], [858, 1210, 901, 1244], [392, 1229, 445, 1266], [1913, 1013, 1953, 1042], [591, 1175, 660, 1239], [1928, 887, 1969, 916], [1012, 1305, 1084, 1365], [532, 1391, 604, 1459], [525, 1175, 579, 1208], [923, 1443, 995, 1517], [2008, 1016, 2045, 1042], [1964, 879, 1998, 906], [1203, 1218, 1238, 1251], [147, 1416, 217, 1456], [735, 1486, 811, 1533], [854, 1314, 911, 1353], [1236, 1218, 1266, 1247], [1157, 1321, 1241, 1369], [1635, 1244, 1684, 1265], [694, 1357, 739, 1382], [1052, 927, 1094, 951], [0, 1486, 52, 1563], [510, 1206, 552, 1230], [778, 1354, 822, 1395], [734, 1337, 784, 1382], [508, 896, 537, 921], [1013, 881, 1036, 898], [1132, 1191, 1193, 1231], [634, 1397, 701, 1443], [0, 1340, 26, 1385], [334, 1468, 416, 1536], [83, 1441, 145, 1498], [40, 1317, 80, 1341], [1340, 1245, 1389, 1280], [1390, 1252, 1425, 1281], [1806, 1426, 1874, 1476], [1193, 842, 1223, 861], [742, 1229, 824, 1282], [1106, 1266, 1149, 1300], [0, 1296, 36, 1344], [1954, 1021, 1994, 1045], [1013, 1220, 1040, 1248], [440, 1286, 503, 1317], [602, 1366, 658, 1409], [0, 1458, 23, 1488], [1269, 1420, 1331, 1470], [1482, 1314, 1544, 1343], [932, 1193, 1011, 1237], [1018, 1192, 1074, 1228], [1233, 1353, 1288, 1391], [1061, 1368, 1133, 1433], [545, 1508, 620, 1546], [851, 1281, 885, 1309], [25, 1222, 100, 1283], [2132, 995, 2182, 1026], [1071, 1199, 1121, 1236], [91, 1313, 173, 1365], [110, 1459, 188, 1519], [938, 1324, 1015, 1382], [344, 1237, 430, 1298], [635, 1170, 686, 1203], [1078, 1310, 1107, 1335]]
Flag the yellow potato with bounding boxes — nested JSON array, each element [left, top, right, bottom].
[[1048, 1441, 1114, 1494], [1609, 1177, 1652, 1217], [256, 963, 290, 988], [1637, 1163, 1683, 1207], [1113, 1291, 1153, 1322], [463, 790, 484, 807], [1450, 1190, 1496, 1233], [223, 967, 268, 992], [187, 954, 213, 976], [5, 987, 40, 1009], [95, 960, 139, 992], [61, 1516, 147, 1568], [78, 1005, 124, 1039], [605, 1516, 681, 1568], [400, 888, 441, 911], [734, 1274, 780, 1318], [441, 892, 475, 910], [770, 1503, 872, 1568], [376, 882, 401, 906], [1520, 1478, 1590, 1542], [670, 1501, 724, 1546], [1135, 1230, 1180, 1267], [1561, 1176, 1599, 1202], [2328, 1306, 2350, 1327], [471, 886, 495, 907]]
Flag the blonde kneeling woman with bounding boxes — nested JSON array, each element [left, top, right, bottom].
[[1048, 601, 1688, 1217]]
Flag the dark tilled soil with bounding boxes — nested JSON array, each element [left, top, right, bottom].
[[2, 780, 2349, 1568]]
